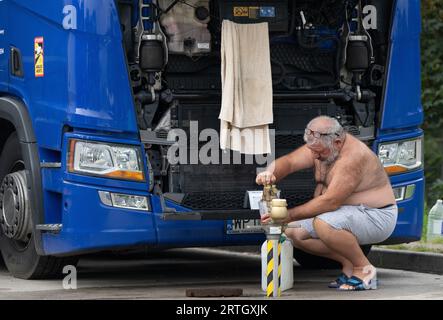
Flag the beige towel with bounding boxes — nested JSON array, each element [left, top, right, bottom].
[[219, 20, 273, 154]]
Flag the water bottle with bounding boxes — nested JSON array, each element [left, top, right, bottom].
[[261, 235, 294, 292], [426, 199, 443, 241]]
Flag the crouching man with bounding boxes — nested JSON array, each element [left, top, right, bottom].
[[256, 116, 397, 291]]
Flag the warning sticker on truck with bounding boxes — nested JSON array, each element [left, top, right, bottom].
[[248, 7, 259, 19], [233, 6, 249, 17], [233, 6, 276, 19], [34, 37, 44, 77]]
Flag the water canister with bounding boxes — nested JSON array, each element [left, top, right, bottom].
[[158, 0, 211, 56], [261, 235, 294, 292], [426, 199, 443, 241]]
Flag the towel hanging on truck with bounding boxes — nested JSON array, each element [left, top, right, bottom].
[[219, 20, 274, 155]]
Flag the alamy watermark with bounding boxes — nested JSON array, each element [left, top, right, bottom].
[[165, 121, 276, 170], [62, 265, 77, 290], [63, 5, 77, 30]]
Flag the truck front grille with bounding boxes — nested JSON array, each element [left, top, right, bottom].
[[182, 189, 314, 211]]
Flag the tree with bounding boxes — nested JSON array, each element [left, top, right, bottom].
[[422, 0, 443, 204]]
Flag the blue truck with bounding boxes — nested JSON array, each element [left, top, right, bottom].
[[0, 0, 423, 279]]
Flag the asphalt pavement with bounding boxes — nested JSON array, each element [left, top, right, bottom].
[[0, 248, 442, 300]]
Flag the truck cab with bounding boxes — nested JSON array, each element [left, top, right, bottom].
[[0, 0, 424, 279]]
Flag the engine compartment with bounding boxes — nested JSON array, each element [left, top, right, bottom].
[[116, 0, 393, 210]]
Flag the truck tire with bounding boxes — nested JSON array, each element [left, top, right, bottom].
[[0, 132, 78, 279], [293, 245, 372, 269]]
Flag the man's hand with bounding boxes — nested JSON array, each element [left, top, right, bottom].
[[256, 171, 276, 185], [260, 213, 272, 224], [260, 208, 295, 225]]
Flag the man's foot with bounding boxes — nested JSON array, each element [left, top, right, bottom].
[[328, 264, 352, 288], [338, 265, 377, 291], [328, 273, 349, 288]]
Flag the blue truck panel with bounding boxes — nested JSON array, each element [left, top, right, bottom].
[[6, 0, 138, 154], [380, 0, 423, 132], [373, 128, 424, 243], [376, 0, 424, 242]]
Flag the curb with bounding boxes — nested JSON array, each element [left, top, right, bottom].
[[369, 248, 443, 275]]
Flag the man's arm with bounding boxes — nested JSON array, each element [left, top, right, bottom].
[[288, 159, 362, 221], [267, 145, 314, 182]]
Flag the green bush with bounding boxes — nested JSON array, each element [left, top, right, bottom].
[[422, 0, 443, 205], [429, 179, 443, 201]]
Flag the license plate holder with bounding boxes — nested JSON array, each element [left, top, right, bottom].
[[226, 219, 263, 234]]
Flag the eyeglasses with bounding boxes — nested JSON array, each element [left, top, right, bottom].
[[304, 128, 339, 139]]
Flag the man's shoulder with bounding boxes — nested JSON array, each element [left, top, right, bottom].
[[342, 135, 370, 159], [333, 139, 366, 171], [334, 155, 362, 173]]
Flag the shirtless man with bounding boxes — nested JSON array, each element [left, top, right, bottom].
[[256, 116, 398, 291]]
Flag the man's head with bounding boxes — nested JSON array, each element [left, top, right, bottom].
[[303, 116, 346, 165]]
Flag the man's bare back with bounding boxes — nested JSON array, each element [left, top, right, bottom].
[[313, 134, 395, 208]]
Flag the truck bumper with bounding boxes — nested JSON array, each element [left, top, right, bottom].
[[42, 181, 264, 256], [42, 174, 424, 255], [42, 181, 157, 255]]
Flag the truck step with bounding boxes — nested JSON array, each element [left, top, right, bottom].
[[40, 162, 61, 168], [36, 224, 62, 233]]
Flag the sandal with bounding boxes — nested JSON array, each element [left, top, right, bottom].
[[328, 273, 349, 288], [338, 266, 378, 291]]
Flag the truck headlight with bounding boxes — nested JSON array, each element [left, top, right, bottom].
[[378, 137, 423, 175], [68, 139, 145, 182]]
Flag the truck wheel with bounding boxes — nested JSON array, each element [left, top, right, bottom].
[[0, 132, 78, 279], [293, 245, 372, 269]]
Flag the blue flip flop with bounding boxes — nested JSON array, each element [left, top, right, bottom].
[[338, 275, 378, 291], [328, 273, 349, 288]]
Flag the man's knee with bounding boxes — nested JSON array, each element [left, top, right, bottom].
[[285, 228, 309, 248]]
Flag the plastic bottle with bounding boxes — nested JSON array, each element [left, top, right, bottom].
[[426, 199, 443, 241], [261, 235, 294, 292]]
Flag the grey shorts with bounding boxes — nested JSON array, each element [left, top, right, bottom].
[[298, 204, 398, 245]]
